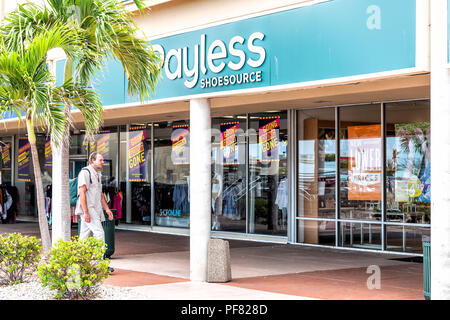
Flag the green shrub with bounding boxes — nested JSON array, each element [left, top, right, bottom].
[[38, 237, 110, 299], [0, 233, 42, 285]]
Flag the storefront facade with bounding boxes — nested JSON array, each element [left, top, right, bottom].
[[0, 0, 431, 254]]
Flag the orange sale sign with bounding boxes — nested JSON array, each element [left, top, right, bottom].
[[347, 124, 382, 201]]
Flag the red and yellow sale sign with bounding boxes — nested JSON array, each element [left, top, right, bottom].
[[128, 126, 147, 182], [220, 122, 239, 165], [259, 116, 280, 162], [347, 124, 382, 201], [172, 125, 189, 164], [44, 135, 52, 167]]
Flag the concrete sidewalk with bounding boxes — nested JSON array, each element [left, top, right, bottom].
[[0, 222, 425, 300], [105, 242, 424, 300]]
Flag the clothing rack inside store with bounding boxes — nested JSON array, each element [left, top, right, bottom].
[[0, 185, 18, 224]]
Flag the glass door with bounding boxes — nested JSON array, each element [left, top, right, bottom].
[[248, 111, 288, 236], [211, 116, 247, 233]]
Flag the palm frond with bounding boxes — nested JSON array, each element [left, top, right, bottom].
[[53, 79, 103, 142], [0, 18, 82, 145]]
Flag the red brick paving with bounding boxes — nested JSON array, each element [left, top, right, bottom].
[[103, 268, 188, 287], [110, 229, 273, 256], [223, 264, 424, 300], [1, 222, 426, 300]]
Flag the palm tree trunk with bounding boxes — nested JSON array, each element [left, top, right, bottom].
[[26, 117, 52, 254], [51, 119, 71, 245], [52, 58, 73, 244]]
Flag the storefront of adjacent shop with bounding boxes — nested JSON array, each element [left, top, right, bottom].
[[0, 0, 431, 254]]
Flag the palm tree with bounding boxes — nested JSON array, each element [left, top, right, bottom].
[[0, 25, 103, 254], [1, 0, 160, 243]]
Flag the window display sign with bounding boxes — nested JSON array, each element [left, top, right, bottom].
[[95, 131, 111, 160], [259, 116, 280, 162], [90, 131, 112, 181], [44, 135, 52, 167], [171, 124, 190, 164], [347, 124, 382, 200], [81, 140, 89, 155], [1, 142, 11, 170], [220, 122, 239, 165], [18, 137, 31, 182], [128, 126, 147, 182], [394, 122, 430, 203]]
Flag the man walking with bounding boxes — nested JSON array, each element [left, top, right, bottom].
[[75, 152, 114, 271]]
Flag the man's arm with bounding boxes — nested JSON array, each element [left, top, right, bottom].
[[101, 193, 114, 221], [79, 185, 91, 223]]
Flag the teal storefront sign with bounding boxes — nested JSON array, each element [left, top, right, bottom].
[[4, 0, 417, 120], [128, 0, 416, 102]]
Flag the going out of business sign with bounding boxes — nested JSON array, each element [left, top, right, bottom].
[[136, 0, 416, 101]]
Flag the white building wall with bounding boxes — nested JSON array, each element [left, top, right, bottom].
[[133, 0, 319, 39]]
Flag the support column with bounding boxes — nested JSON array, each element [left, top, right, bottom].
[[189, 98, 211, 282], [431, 0, 450, 299]]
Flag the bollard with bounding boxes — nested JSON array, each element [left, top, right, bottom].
[[207, 239, 232, 283]]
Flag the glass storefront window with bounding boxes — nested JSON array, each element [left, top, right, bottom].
[[339, 104, 382, 222], [0, 136, 13, 185], [89, 128, 124, 224], [154, 121, 190, 228], [340, 222, 382, 250], [90, 128, 119, 185], [385, 101, 430, 225], [211, 116, 247, 232], [119, 124, 151, 224], [70, 132, 88, 157], [249, 111, 288, 236], [386, 225, 427, 253], [2, 98, 431, 254], [0, 135, 18, 223], [295, 100, 430, 253], [69, 132, 87, 179], [297, 108, 336, 245], [297, 219, 336, 246], [15, 134, 48, 217]]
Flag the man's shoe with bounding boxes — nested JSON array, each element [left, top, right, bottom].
[[107, 267, 114, 273]]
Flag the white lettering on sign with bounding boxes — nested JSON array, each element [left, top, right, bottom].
[[154, 32, 266, 89], [247, 32, 266, 68], [228, 35, 246, 70], [349, 138, 381, 173], [200, 71, 263, 89], [207, 39, 228, 73], [183, 45, 199, 89], [366, 5, 381, 30], [165, 48, 182, 80]]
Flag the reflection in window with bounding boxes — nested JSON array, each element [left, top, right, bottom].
[[297, 108, 335, 245], [154, 121, 190, 228], [386, 101, 430, 229], [386, 225, 426, 253], [340, 222, 381, 250], [211, 117, 246, 233], [339, 105, 381, 222], [0, 136, 13, 185], [249, 112, 288, 236]]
